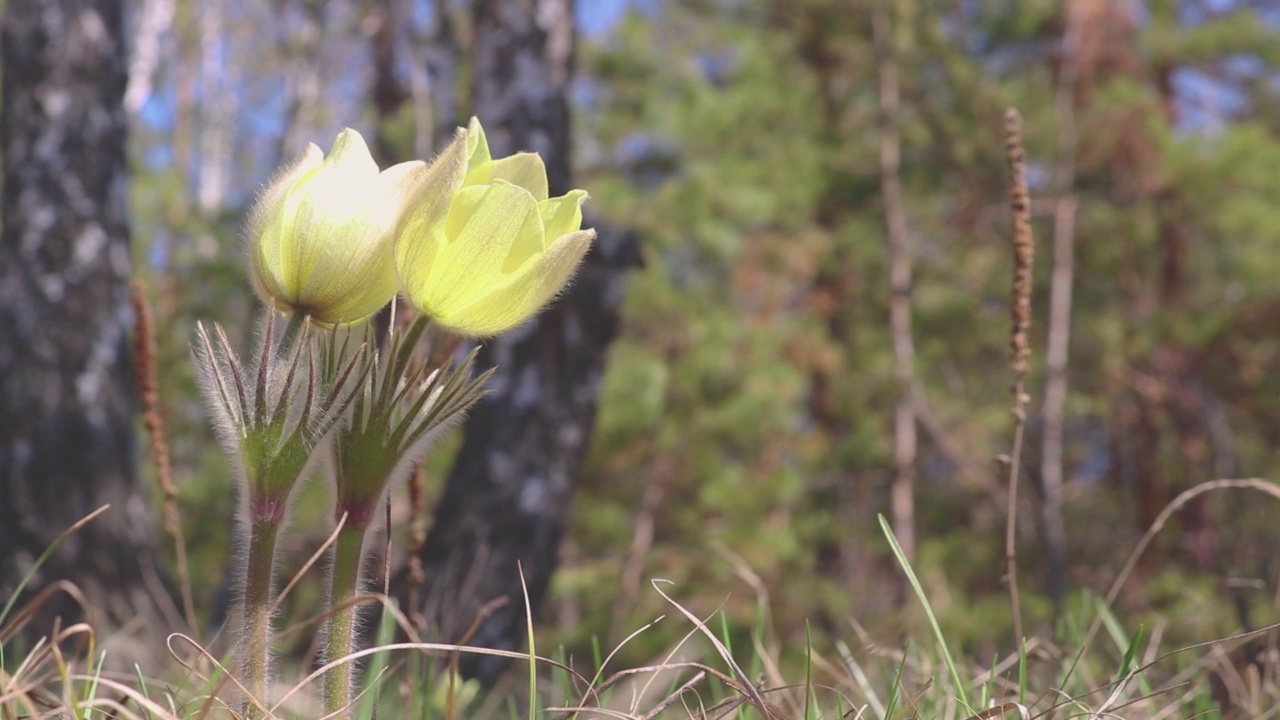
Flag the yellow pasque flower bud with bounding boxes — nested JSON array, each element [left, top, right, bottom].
[[248, 129, 424, 325], [394, 117, 595, 336]]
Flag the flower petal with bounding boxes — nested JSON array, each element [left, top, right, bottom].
[[488, 153, 549, 201], [539, 189, 588, 242], [375, 159, 430, 232], [404, 181, 541, 321], [285, 134, 374, 269], [246, 143, 323, 246], [395, 128, 469, 279], [248, 144, 323, 307], [394, 131, 473, 310], [438, 229, 594, 336], [326, 128, 381, 178], [463, 117, 492, 187]]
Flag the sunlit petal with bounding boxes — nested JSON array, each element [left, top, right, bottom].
[[394, 117, 594, 337], [439, 230, 594, 336], [489, 153, 549, 201]]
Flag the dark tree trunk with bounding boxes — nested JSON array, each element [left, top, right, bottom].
[[0, 0, 167, 663], [411, 0, 641, 684], [367, 0, 407, 165]]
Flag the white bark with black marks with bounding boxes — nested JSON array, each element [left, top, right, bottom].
[[0, 0, 169, 666]]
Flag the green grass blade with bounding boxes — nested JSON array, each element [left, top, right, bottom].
[[520, 563, 537, 720], [883, 643, 909, 720], [0, 506, 110, 627], [804, 620, 816, 720], [1117, 624, 1146, 680], [356, 600, 399, 720], [877, 514, 970, 709], [133, 663, 156, 720], [1018, 637, 1027, 707]]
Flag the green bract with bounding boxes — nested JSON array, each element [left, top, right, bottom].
[[248, 129, 423, 326], [191, 315, 364, 510], [330, 320, 491, 522], [394, 117, 596, 337]]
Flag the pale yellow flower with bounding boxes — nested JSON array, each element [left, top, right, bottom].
[[248, 129, 423, 325], [394, 118, 595, 336]]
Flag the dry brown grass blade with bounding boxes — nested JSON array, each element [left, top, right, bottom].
[[1034, 619, 1280, 719], [964, 701, 1030, 719], [0, 504, 108, 635], [270, 640, 591, 715], [706, 694, 751, 720], [164, 631, 266, 719], [0, 580, 90, 646], [713, 542, 786, 694], [588, 661, 751, 697], [565, 613, 668, 717], [619, 593, 741, 715], [649, 580, 781, 719], [3, 621, 97, 717], [1, 658, 61, 716], [1083, 478, 1280, 655], [68, 674, 183, 720], [546, 705, 644, 720], [273, 513, 348, 613], [640, 669, 706, 720], [445, 594, 509, 720], [275, 591, 420, 649], [0, 683, 46, 720]]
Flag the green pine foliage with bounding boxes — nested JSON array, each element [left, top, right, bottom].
[[569, 0, 1280, 696]]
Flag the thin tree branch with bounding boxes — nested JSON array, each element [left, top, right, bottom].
[[874, 0, 918, 565], [1040, 0, 1084, 615]]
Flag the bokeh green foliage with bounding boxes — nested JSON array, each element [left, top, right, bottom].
[[564, 0, 1280, 680], [122, 0, 1280, 698]]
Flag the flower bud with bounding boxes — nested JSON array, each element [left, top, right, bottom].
[[248, 129, 422, 325]]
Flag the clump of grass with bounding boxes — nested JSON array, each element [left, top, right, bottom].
[[5, 512, 1279, 720]]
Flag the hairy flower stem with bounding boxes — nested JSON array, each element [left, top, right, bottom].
[[275, 311, 308, 359], [323, 522, 370, 718], [239, 515, 281, 719]]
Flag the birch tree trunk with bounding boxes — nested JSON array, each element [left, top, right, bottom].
[[0, 0, 167, 665], [411, 0, 640, 684], [277, 0, 327, 161], [197, 0, 229, 217]]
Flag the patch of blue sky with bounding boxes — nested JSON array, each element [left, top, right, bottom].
[[402, 0, 634, 37], [137, 87, 176, 168], [578, 0, 630, 37], [1172, 66, 1249, 136]]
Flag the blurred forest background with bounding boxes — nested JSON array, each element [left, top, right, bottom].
[[6, 0, 1280, 702]]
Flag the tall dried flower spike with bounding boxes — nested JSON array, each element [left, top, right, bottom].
[[131, 281, 197, 632], [394, 117, 596, 336], [248, 129, 425, 325], [1002, 107, 1036, 648], [1005, 108, 1034, 387]]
